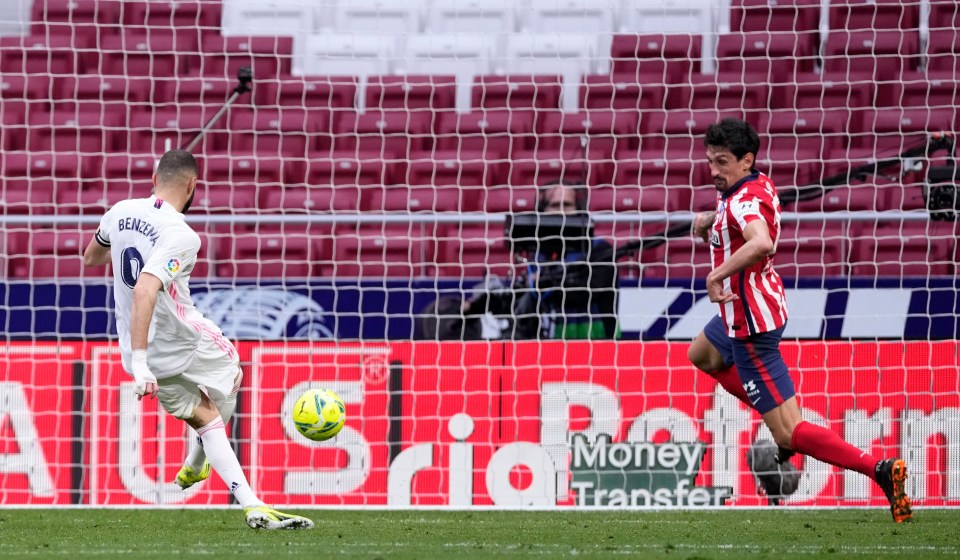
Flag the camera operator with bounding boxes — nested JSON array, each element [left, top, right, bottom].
[[463, 181, 619, 340]]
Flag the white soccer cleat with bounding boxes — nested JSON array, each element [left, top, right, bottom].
[[244, 506, 315, 530]]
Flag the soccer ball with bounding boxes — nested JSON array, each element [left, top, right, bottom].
[[291, 388, 346, 442]]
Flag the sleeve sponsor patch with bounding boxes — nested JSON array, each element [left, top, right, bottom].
[[735, 199, 761, 217]]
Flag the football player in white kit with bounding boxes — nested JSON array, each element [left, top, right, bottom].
[[83, 150, 313, 530]]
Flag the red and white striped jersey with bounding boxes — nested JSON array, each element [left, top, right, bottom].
[[710, 172, 788, 338]]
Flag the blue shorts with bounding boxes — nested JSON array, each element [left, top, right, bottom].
[[703, 314, 795, 414]]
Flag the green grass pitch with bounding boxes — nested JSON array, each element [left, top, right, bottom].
[[0, 509, 956, 559]]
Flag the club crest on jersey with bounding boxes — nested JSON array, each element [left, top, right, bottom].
[[165, 258, 181, 275]]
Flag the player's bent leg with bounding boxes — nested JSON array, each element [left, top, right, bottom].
[[875, 458, 913, 523], [244, 506, 315, 530], [690, 319, 751, 406]]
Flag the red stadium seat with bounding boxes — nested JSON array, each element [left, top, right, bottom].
[[611, 34, 701, 84], [404, 150, 499, 209], [331, 224, 439, 278], [437, 223, 514, 278], [101, 153, 157, 187], [262, 186, 359, 213], [190, 184, 259, 214], [196, 35, 293, 80], [885, 71, 958, 110], [855, 108, 957, 153], [100, 32, 189, 78], [257, 77, 357, 109], [364, 186, 466, 213], [56, 184, 132, 215], [588, 185, 670, 213], [930, 0, 960, 30], [225, 108, 327, 157], [580, 75, 665, 112], [731, 0, 819, 33], [122, 0, 222, 29], [304, 152, 395, 187], [472, 75, 562, 111], [0, 179, 56, 214], [793, 185, 888, 212], [647, 109, 745, 157], [0, 35, 88, 76], [32, 0, 121, 37], [829, 0, 919, 31], [508, 148, 612, 187], [127, 107, 211, 153], [331, 110, 432, 160], [9, 228, 109, 278], [435, 109, 535, 160], [761, 108, 845, 159], [641, 236, 712, 280], [158, 76, 244, 110], [850, 222, 957, 277], [823, 31, 920, 83], [202, 154, 284, 186], [365, 75, 457, 111], [667, 77, 768, 114], [612, 158, 706, 199], [2, 152, 88, 179], [219, 227, 327, 279], [924, 30, 960, 73], [716, 32, 816, 83], [774, 72, 873, 115], [537, 109, 639, 157], [55, 75, 152, 112], [775, 223, 849, 278], [28, 107, 124, 152], [482, 186, 540, 213]]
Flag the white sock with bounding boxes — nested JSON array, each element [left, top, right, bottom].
[[184, 396, 237, 471], [196, 416, 264, 508]]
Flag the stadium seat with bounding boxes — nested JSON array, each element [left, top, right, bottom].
[[761, 108, 845, 159], [303, 152, 396, 187], [220, 1, 317, 44], [613, 157, 705, 194], [829, 0, 919, 31], [404, 150, 500, 209], [219, 227, 327, 279], [28, 107, 123, 152], [775, 72, 873, 116], [854, 108, 957, 153], [472, 75, 562, 112], [402, 36, 495, 102], [437, 223, 514, 278], [641, 236, 712, 280], [262, 186, 360, 213], [101, 153, 157, 186], [775, 223, 849, 278], [501, 34, 599, 108], [930, 0, 960, 30], [122, 0, 222, 30], [332, 224, 439, 278], [203, 154, 284, 187], [256, 76, 357, 109], [523, 0, 616, 34], [0, 35, 90, 77], [2, 152, 87, 179], [196, 35, 293, 80], [298, 33, 396, 78], [647, 109, 745, 157], [56, 184, 133, 215], [716, 31, 816, 83], [850, 222, 956, 277], [335, 0, 426, 33], [332, 110, 432, 160], [508, 148, 613, 187], [127, 107, 211, 153], [0, 179, 56, 214], [925, 29, 960, 72], [792, 185, 888, 213], [190, 184, 259, 215], [365, 75, 457, 112], [579, 75, 665, 112], [666, 77, 769, 116], [364, 185, 467, 213], [482, 186, 540, 213], [424, 0, 515, 34], [100, 32, 190, 78], [31, 0, 121, 38], [730, 0, 819, 33], [611, 34, 701, 84], [885, 71, 959, 111], [0, 104, 32, 151], [55, 75, 152, 112], [9, 228, 108, 278], [434, 109, 535, 160], [588, 185, 671, 213], [538, 109, 640, 157], [620, 0, 715, 35], [158, 76, 246, 111], [823, 30, 920, 83], [225, 108, 326, 157]]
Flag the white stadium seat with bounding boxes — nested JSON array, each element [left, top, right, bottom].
[[619, 0, 718, 73], [404, 34, 496, 111], [424, 0, 517, 34], [221, 1, 320, 36], [335, 0, 426, 33], [502, 33, 598, 111], [523, 0, 617, 34]]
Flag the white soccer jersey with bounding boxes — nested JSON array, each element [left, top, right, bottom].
[[96, 195, 227, 378]]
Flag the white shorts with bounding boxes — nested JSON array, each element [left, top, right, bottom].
[[157, 332, 241, 420]]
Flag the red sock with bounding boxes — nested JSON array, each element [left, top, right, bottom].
[[707, 366, 751, 407], [791, 420, 878, 478]]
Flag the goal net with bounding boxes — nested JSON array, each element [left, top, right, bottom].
[[1, 0, 958, 508]]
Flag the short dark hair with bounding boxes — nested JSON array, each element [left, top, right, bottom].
[[156, 150, 199, 183], [704, 118, 761, 163]]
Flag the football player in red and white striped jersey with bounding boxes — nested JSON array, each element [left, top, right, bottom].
[[687, 119, 912, 522]]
